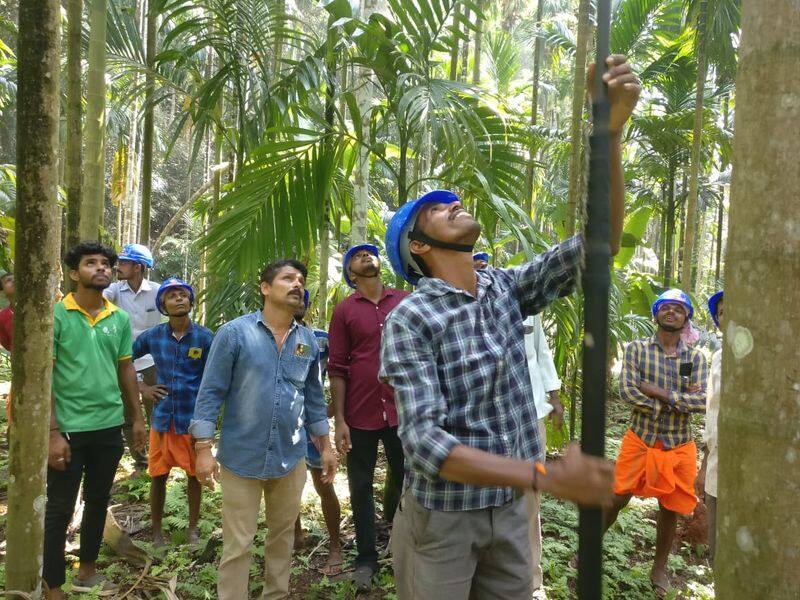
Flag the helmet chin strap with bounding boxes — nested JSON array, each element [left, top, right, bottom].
[[408, 230, 474, 253]]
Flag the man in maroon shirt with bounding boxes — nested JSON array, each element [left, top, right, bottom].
[[329, 244, 408, 592]]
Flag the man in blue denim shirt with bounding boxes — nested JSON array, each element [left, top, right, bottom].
[[190, 260, 336, 600]]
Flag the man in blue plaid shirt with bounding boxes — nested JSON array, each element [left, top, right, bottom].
[[133, 278, 213, 547], [379, 56, 641, 599]]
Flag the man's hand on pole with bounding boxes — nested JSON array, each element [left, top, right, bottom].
[[587, 55, 642, 134], [539, 444, 615, 508]]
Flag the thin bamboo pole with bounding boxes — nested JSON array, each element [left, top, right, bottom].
[[577, 0, 611, 596]]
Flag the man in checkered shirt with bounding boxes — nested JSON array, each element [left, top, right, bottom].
[[605, 288, 708, 595], [379, 56, 641, 600]]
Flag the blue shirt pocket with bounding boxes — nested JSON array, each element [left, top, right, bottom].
[[284, 355, 312, 388]]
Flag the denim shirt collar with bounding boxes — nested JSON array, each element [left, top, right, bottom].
[[254, 310, 298, 337]]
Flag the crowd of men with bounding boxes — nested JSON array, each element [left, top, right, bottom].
[[1, 56, 727, 599]]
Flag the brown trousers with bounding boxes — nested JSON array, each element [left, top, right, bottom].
[[217, 462, 307, 600]]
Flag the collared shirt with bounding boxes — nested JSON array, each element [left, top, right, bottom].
[[103, 279, 162, 370], [52, 294, 133, 433], [0, 306, 12, 351], [380, 235, 583, 511], [189, 311, 329, 480], [524, 314, 562, 420], [620, 335, 708, 449], [133, 321, 214, 434], [328, 287, 409, 430], [703, 349, 721, 497]]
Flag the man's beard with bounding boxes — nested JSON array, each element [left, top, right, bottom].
[[169, 308, 191, 318], [86, 280, 110, 291], [657, 318, 684, 333], [351, 265, 380, 279]]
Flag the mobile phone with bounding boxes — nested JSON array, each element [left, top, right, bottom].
[[679, 362, 693, 378]]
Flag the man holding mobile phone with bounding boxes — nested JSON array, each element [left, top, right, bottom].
[[604, 289, 708, 597]]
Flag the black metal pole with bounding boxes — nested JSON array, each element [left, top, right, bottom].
[[578, 0, 612, 598]]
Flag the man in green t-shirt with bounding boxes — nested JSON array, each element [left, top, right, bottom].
[[44, 241, 146, 599]]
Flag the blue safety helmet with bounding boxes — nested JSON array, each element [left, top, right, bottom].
[[708, 291, 723, 328], [385, 190, 473, 285], [118, 243, 154, 269], [652, 288, 694, 320], [342, 244, 380, 289], [155, 277, 194, 315], [303, 289, 310, 308], [473, 252, 490, 263]]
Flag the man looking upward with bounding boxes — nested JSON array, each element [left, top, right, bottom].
[[104, 243, 161, 475], [381, 56, 641, 599], [328, 244, 408, 592]]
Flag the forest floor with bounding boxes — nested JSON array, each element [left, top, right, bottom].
[[0, 375, 716, 599]]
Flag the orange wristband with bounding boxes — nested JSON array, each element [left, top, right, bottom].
[[532, 461, 547, 491]]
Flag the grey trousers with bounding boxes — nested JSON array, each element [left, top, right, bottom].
[[524, 418, 549, 590], [392, 491, 533, 600]]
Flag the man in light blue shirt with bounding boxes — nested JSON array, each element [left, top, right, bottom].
[[191, 259, 336, 600], [103, 243, 161, 474]]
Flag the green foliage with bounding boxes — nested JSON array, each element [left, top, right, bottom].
[[484, 30, 520, 96]]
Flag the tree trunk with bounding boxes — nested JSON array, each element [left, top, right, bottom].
[[658, 187, 667, 279], [523, 0, 545, 216], [690, 198, 705, 286], [448, 2, 462, 81], [398, 131, 408, 206], [677, 170, 687, 280], [317, 215, 331, 327], [564, 0, 591, 236], [80, 0, 107, 241], [123, 0, 143, 247], [663, 163, 676, 287], [65, 0, 83, 251], [714, 188, 724, 284], [680, 0, 709, 291], [111, 140, 127, 246], [715, 94, 730, 285], [459, 7, 470, 81], [351, 0, 378, 244], [270, 0, 286, 82], [139, 3, 158, 245], [471, 0, 483, 84], [716, 3, 800, 596], [5, 0, 62, 593]]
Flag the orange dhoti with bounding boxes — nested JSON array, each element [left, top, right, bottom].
[[149, 424, 197, 478], [613, 429, 697, 515]]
